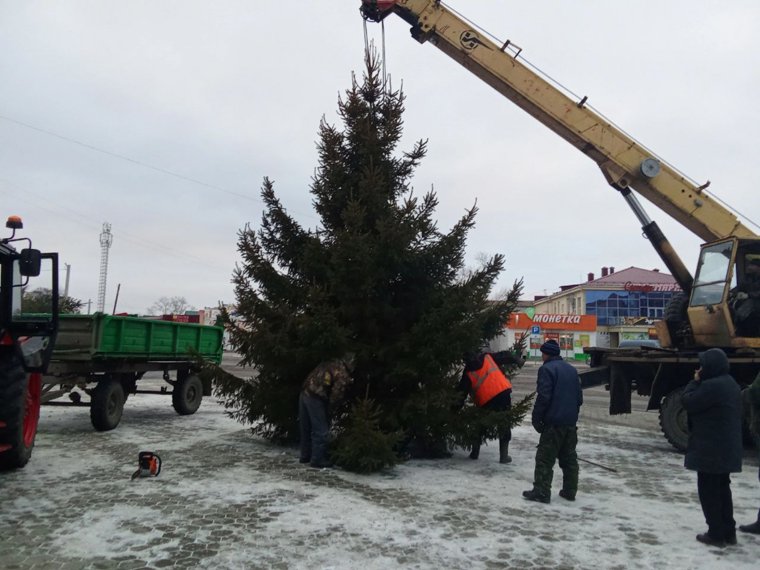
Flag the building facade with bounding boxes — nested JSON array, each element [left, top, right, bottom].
[[491, 266, 681, 359], [493, 312, 598, 361]]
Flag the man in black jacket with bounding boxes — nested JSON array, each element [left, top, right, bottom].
[[523, 339, 583, 504], [682, 348, 743, 547], [739, 372, 760, 535]]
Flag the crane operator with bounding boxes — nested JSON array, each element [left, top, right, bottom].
[[732, 257, 760, 336]]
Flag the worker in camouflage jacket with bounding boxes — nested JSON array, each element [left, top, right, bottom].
[[298, 355, 354, 469], [739, 371, 760, 535], [523, 339, 583, 504]]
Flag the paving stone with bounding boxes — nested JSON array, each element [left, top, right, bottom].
[[2, 389, 759, 570]]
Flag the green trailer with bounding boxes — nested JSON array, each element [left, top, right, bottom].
[[42, 313, 223, 431]]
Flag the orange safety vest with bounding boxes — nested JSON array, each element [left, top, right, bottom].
[[466, 354, 512, 407]]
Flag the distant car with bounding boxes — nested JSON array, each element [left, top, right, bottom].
[[618, 339, 661, 349]]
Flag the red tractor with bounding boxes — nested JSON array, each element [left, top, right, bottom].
[[0, 215, 58, 470]]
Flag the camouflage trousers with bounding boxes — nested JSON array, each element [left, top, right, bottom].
[[533, 425, 579, 496]]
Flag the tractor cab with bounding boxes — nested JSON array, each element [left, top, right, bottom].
[[0, 215, 59, 372]]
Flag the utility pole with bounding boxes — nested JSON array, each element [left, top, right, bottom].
[[63, 263, 71, 298], [96, 223, 113, 314], [112, 283, 121, 315]]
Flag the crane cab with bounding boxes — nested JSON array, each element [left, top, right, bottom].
[[687, 237, 760, 348]]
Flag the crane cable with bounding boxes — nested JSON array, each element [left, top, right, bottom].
[[381, 19, 387, 89], [362, 14, 388, 92]]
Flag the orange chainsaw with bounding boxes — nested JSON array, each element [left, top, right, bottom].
[[131, 451, 162, 480]]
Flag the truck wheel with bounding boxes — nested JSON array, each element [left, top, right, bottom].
[[664, 293, 693, 345], [664, 292, 688, 323], [659, 387, 689, 451], [172, 374, 203, 415], [90, 377, 125, 431], [0, 355, 41, 471]]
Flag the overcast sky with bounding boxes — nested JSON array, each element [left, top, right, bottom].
[[2, 1, 759, 315]]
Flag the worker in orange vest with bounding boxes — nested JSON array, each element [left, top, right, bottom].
[[458, 349, 525, 463]]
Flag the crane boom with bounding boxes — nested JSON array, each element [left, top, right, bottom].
[[361, 0, 757, 242]]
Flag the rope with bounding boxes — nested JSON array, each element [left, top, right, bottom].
[[578, 456, 618, 473]]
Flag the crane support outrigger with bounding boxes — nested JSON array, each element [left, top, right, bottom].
[[361, 0, 760, 450]]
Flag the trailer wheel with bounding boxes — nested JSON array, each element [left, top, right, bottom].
[[0, 355, 41, 471], [659, 386, 689, 452], [119, 373, 138, 402], [90, 377, 125, 431], [172, 374, 203, 415]]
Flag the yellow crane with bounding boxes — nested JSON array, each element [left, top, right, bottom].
[[361, 0, 760, 449]]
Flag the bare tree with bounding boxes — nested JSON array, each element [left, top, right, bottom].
[[147, 296, 194, 316]]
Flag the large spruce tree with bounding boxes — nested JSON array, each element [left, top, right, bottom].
[[215, 54, 525, 472]]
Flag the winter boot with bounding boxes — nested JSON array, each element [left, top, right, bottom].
[[739, 521, 760, 534], [499, 440, 512, 464], [696, 533, 725, 547], [522, 489, 550, 504], [559, 489, 576, 501]]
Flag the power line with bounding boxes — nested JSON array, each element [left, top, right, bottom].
[[0, 180, 233, 271], [0, 113, 261, 203], [0, 112, 321, 225]]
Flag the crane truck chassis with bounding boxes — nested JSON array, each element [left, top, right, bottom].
[[361, 0, 760, 450], [1, 216, 224, 471]]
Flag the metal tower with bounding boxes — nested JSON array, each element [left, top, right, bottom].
[[96, 222, 113, 313]]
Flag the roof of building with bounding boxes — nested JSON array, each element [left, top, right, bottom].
[[587, 266, 677, 286], [530, 266, 680, 303]]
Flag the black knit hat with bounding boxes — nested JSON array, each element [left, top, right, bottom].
[[540, 339, 560, 356]]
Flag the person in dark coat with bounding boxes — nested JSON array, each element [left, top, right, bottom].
[[458, 350, 525, 464], [739, 371, 760, 535], [522, 339, 583, 504], [682, 348, 743, 547]]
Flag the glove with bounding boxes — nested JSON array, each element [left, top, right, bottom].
[[736, 291, 749, 301], [532, 420, 544, 434]]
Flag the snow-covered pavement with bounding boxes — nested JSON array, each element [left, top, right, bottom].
[[1, 389, 758, 569]]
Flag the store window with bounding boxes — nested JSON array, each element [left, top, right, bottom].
[[585, 290, 676, 325], [559, 334, 573, 351]]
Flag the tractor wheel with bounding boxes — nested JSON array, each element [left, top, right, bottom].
[[90, 377, 126, 431], [659, 386, 689, 451], [0, 354, 41, 471], [172, 374, 203, 415]]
